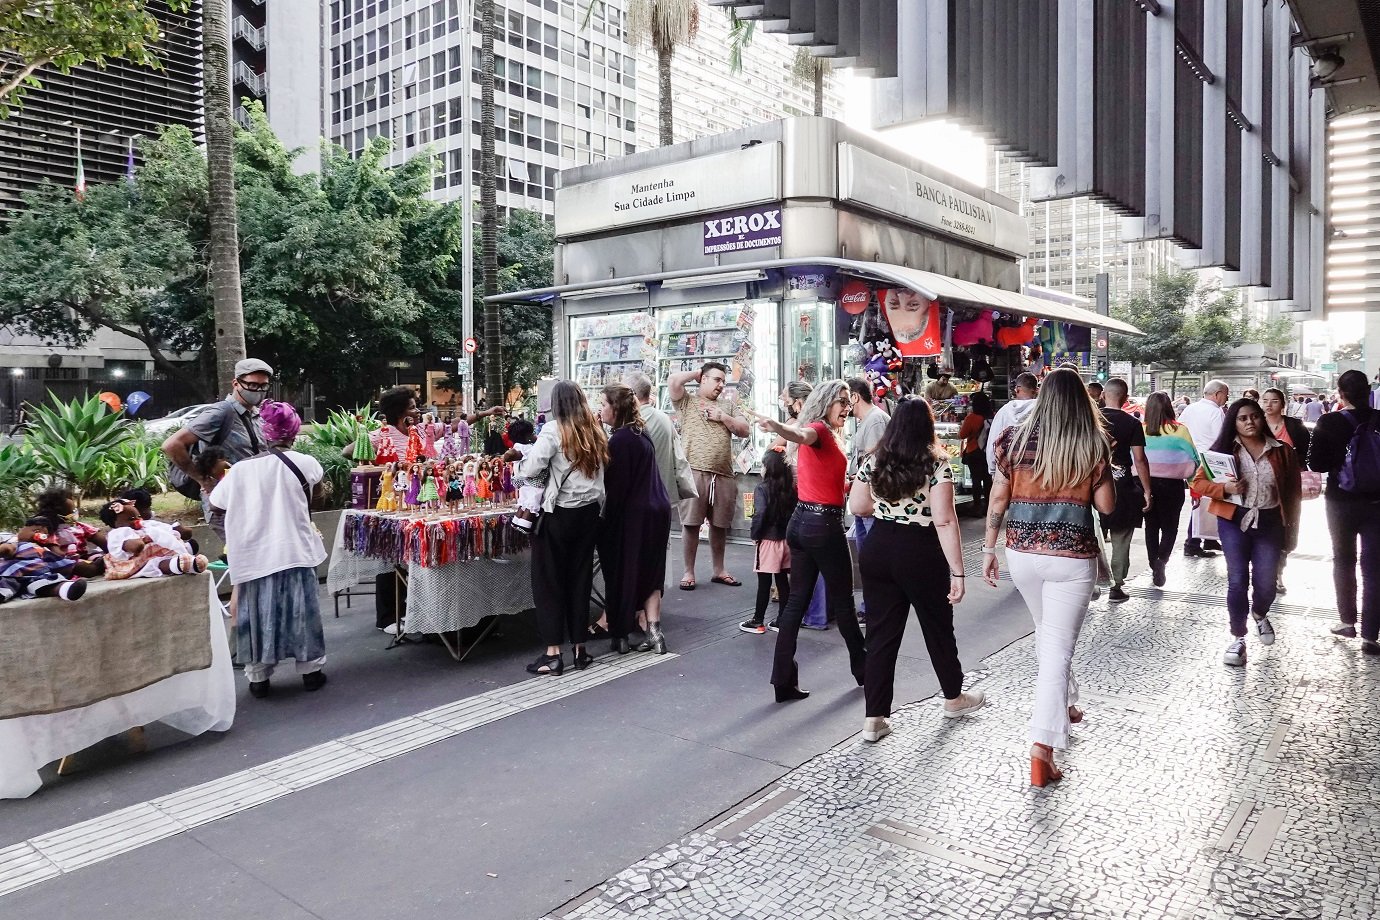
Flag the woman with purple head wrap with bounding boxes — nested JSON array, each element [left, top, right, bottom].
[[210, 399, 330, 698], [259, 401, 302, 445]]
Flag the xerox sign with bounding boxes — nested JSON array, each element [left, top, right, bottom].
[[702, 206, 783, 255]]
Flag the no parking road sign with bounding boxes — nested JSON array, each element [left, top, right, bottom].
[[463, 337, 478, 354]]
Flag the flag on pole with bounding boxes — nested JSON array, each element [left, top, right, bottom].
[[74, 127, 86, 201], [125, 134, 136, 185]]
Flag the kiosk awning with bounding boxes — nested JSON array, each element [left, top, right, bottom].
[[487, 257, 1142, 335]]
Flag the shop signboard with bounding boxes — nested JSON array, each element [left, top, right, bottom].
[[554, 143, 782, 237], [837, 144, 1028, 258], [702, 205, 783, 255]]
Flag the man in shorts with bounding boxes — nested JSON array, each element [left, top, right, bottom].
[[668, 361, 752, 590]]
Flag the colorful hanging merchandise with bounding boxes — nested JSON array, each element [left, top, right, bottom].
[[343, 509, 529, 566]]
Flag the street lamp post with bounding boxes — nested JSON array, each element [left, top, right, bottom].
[[9, 367, 23, 430]]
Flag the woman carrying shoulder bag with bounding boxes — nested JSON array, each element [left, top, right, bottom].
[[516, 381, 608, 676], [1191, 398, 1301, 668]]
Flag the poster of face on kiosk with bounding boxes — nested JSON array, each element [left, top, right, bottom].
[[881, 288, 942, 358]]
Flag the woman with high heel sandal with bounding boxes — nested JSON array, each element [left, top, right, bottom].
[[517, 381, 608, 676], [981, 369, 1116, 786], [849, 397, 985, 743], [597, 384, 673, 656]]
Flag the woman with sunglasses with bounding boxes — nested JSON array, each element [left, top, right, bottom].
[[754, 380, 866, 702], [1191, 398, 1302, 667]]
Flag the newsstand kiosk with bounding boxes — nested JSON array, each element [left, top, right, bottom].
[[489, 117, 1141, 522]]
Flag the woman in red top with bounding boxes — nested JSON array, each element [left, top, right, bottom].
[[755, 379, 866, 702]]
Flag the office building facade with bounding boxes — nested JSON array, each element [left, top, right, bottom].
[[0, 1, 204, 217], [990, 151, 1176, 303], [633, 9, 842, 151], [232, 0, 325, 174], [328, 0, 638, 216]]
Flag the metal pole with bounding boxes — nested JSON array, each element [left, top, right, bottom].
[[460, 0, 475, 415]]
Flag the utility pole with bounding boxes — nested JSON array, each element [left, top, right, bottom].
[[1095, 272, 1110, 383]]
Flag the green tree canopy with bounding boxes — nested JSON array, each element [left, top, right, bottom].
[[0, 0, 190, 115], [0, 103, 468, 406], [484, 209, 555, 394]]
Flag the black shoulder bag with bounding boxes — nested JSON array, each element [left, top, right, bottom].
[[268, 447, 314, 508]]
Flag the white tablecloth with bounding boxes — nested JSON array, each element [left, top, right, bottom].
[[326, 513, 535, 634], [0, 578, 236, 799]]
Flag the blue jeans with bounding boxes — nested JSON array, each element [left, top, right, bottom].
[[1217, 508, 1284, 637], [852, 516, 875, 615], [771, 507, 865, 688]]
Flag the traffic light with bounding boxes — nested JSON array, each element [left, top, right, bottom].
[[1096, 357, 1109, 380]]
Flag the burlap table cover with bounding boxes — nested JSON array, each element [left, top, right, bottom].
[[0, 574, 212, 719]]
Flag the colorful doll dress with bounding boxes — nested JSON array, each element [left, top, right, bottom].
[[376, 467, 396, 511], [404, 469, 422, 507], [418, 472, 439, 505], [476, 471, 493, 503], [446, 475, 464, 504], [421, 423, 439, 459], [456, 420, 472, 455]]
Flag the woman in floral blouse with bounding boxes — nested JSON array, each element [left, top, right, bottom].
[[849, 397, 986, 744], [983, 368, 1116, 787]]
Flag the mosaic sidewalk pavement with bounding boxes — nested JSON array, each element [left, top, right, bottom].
[[542, 550, 1379, 920]]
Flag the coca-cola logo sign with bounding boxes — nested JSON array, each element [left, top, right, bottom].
[[838, 279, 872, 315], [703, 206, 783, 255]]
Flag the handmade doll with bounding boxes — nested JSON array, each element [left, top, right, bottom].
[[494, 458, 513, 503], [462, 458, 479, 507], [0, 522, 95, 602], [33, 488, 105, 561], [374, 430, 400, 465], [376, 462, 397, 512], [405, 425, 425, 464], [420, 414, 439, 459], [352, 417, 377, 465], [393, 462, 410, 509], [506, 419, 545, 531], [404, 461, 424, 509], [455, 418, 472, 455], [476, 459, 494, 503], [431, 461, 448, 512], [98, 499, 207, 579], [417, 459, 440, 511], [439, 423, 461, 460], [446, 462, 464, 512]]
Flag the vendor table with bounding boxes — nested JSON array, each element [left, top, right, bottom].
[[326, 510, 535, 660], [0, 575, 235, 799]]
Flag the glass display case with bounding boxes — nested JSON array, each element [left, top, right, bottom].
[[570, 311, 657, 404], [935, 421, 970, 494], [656, 299, 779, 475], [784, 299, 837, 386]]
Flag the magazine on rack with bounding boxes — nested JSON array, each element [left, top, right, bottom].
[[1202, 450, 1245, 505]]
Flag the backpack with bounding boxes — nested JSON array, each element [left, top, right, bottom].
[[977, 418, 992, 452], [1338, 409, 1380, 493]]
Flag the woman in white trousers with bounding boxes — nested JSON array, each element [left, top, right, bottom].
[[982, 368, 1116, 786]]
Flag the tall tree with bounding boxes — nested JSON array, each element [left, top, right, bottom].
[[0, 0, 190, 114], [479, 0, 503, 405], [201, 0, 245, 394], [472, 210, 556, 392], [791, 48, 829, 116], [628, 0, 699, 146]]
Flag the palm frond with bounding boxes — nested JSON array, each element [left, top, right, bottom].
[[726, 10, 756, 75]]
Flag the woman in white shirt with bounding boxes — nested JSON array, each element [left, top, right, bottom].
[[211, 402, 328, 699], [515, 380, 608, 675]]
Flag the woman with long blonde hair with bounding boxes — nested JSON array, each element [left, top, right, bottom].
[[981, 367, 1115, 786], [516, 380, 609, 675], [755, 379, 866, 702]]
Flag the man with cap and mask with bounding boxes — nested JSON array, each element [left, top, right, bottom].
[[162, 358, 274, 531]]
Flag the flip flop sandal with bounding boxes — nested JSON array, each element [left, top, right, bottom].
[[679, 580, 697, 591], [710, 575, 743, 587]]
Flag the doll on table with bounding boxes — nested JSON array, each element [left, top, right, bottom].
[[446, 461, 464, 512], [33, 486, 106, 561], [420, 414, 439, 460], [392, 462, 410, 509], [376, 462, 398, 512], [462, 458, 479, 508], [99, 499, 208, 579], [417, 459, 440, 512], [0, 520, 98, 602], [454, 418, 472, 456], [404, 461, 424, 510], [476, 459, 494, 504]]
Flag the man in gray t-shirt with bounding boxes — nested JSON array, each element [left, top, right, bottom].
[[846, 378, 890, 619]]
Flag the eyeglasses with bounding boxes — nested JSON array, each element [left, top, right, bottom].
[[236, 380, 271, 392]]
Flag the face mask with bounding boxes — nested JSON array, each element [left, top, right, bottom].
[[238, 388, 267, 407]]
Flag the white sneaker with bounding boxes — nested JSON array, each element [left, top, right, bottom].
[[862, 717, 891, 743], [942, 690, 986, 718], [1223, 637, 1247, 666], [383, 622, 401, 636], [1253, 613, 1276, 646]]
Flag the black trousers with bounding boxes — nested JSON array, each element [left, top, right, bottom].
[[771, 507, 865, 688], [530, 503, 601, 647], [755, 571, 790, 622], [1144, 477, 1187, 565], [860, 519, 963, 717], [963, 451, 991, 507], [1326, 495, 1380, 641]]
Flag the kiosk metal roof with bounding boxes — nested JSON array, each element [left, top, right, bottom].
[[486, 257, 1143, 336]]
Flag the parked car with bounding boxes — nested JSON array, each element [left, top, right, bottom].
[[141, 403, 217, 437]]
